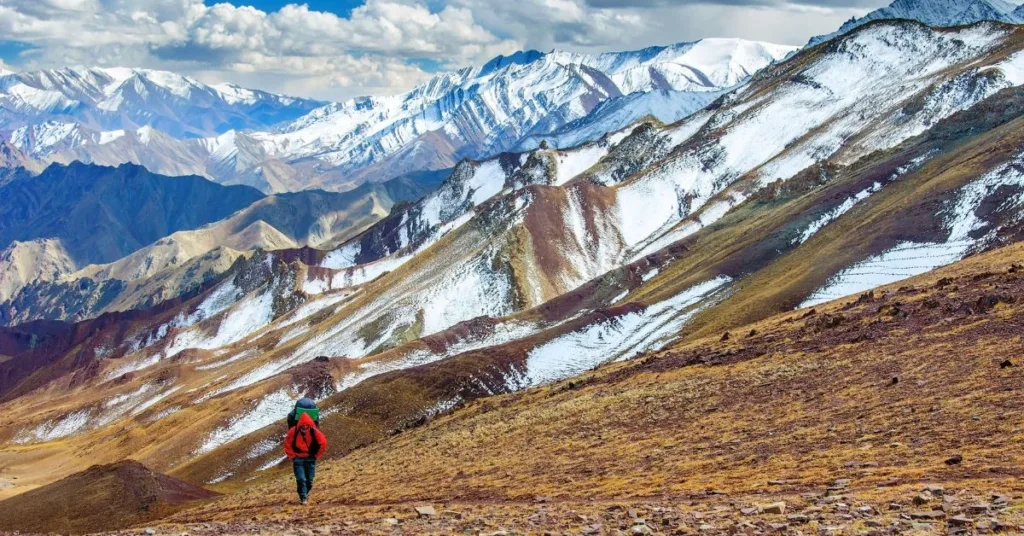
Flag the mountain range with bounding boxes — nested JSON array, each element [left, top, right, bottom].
[[0, 39, 795, 193], [0, 68, 323, 137], [0, 163, 444, 324], [4, 0, 1024, 532]]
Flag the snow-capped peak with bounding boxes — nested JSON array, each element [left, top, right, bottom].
[[0, 66, 323, 138], [811, 0, 1023, 45]]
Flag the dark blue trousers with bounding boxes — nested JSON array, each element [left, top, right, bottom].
[[293, 458, 316, 500]]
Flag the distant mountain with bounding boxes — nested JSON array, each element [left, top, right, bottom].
[[0, 67, 323, 138], [7, 122, 288, 193], [0, 162, 266, 269], [0, 142, 37, 184], [250, 38, 797, 189], [2, 40, 795, 192], [0, 167, 447, 324], [514, 88, 725, 151], [810, 0, 1023, 45]]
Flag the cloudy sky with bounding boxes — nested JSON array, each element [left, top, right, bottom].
[[0, 0, 893, 100]]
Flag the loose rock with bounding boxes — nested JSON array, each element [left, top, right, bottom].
[[415, 505, 437, 517], [949, 515, 974, 527]]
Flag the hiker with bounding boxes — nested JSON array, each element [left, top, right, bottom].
[[284, 400, 327, 505]]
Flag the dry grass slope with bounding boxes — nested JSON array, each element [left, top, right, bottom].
[[0, 460, 218, 534], [155, 242, 1024, 535]]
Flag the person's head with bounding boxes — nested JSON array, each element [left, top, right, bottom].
[[297, 411, 316, 431]]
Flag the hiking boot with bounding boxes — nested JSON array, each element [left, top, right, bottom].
[[300, 497, 308, 505]]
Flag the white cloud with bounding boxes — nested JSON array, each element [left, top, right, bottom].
[[0, 0, 889, 99], [0, 0, 520, 99]]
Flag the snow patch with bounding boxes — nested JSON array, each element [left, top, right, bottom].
[[98, 129, 125, 144], [15, 410, 91, 443], [522, 276, 732, 387], [796, 182, 881, 245], [196, 390, 294, 454], [166, 289, 274, 356], [257, 455, 287, 471], [800, 154, 1024, 307], [554, 144, 608, 186], [988, 49, 1024, 85]]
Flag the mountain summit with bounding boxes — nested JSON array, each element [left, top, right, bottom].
[[810, 0, 1023, 45]]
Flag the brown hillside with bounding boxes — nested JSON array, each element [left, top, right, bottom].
[[0, 460, 218, 534], [164, 242, 1024, 535]]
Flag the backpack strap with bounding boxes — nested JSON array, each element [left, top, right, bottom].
[[309, 429, 321, 458]]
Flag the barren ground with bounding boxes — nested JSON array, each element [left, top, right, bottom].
[[113, 243, 1024, 535]]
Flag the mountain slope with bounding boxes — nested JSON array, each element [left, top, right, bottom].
[[0, 460, 217, 533], [0, 67, 322, 137], [0, 239, 76, 304], [3, 20, 1024, 501], [165, 241, 1024, 535]]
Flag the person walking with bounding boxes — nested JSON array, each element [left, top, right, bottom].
[[284, 411, 327, 505]]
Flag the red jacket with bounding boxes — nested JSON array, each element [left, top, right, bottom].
[[284, 412, 327, 460]]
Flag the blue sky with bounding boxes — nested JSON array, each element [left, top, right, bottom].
[[245, 0, 364, 17], [0, 0, 888, 99]]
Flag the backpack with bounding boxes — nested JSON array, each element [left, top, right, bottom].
[[287, 398, 320, 428]]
